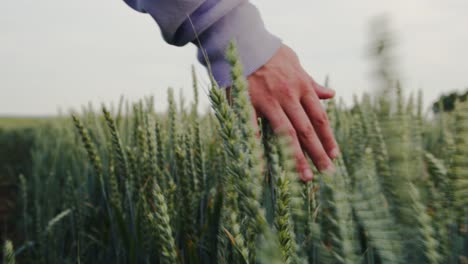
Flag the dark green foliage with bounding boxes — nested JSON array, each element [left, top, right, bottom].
[[0, 127, 35, 181], [432, 89, 468, 113], [0, 127, 36, 243]]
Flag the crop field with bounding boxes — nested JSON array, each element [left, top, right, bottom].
[[1, 45, 468, 264], [0, 117, 49, 130]]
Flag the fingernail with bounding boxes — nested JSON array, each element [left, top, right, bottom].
[[330, 148, 340, 159], [302, 169, 313, 182]]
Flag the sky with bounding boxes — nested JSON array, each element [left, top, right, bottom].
[[1, 0, 467, 116]]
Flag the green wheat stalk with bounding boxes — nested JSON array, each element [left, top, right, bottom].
[[352, 148, 401, 263], [408, 183, 442, 264], [451, 100, 468, 222], [72, 114, 104, 183], [3, 240, 15, 264], [147, 182, 178, 264], [175, 136, 195, 244], [275, 168, 300, 264], [103, 106, 130, 189], [155, 120, 168, 190]]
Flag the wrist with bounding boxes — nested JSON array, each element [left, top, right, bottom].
[[194, 1, 282, 87]]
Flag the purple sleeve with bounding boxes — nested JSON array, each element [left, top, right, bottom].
[[123, 0, 282, 87]]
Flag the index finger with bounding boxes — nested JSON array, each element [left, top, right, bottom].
[[259, 102, 314, 181], [301, 92, 339, 159]]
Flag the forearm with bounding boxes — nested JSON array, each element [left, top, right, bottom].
[[123, 0, 281, 87]]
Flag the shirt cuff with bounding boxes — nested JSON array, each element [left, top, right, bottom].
[[194, 1, 282, 88]]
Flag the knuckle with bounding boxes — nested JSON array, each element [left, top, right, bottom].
[[299, 75, 311, 87], [314, 111, 329, 127], [285, 127, 297, 138], [294, 151, 306, 163], [298, 124, 316, 141], [295, 151, 308, 166], [254, 98, 277, 114], [296, 157, 308, 170], [274, 126, 296, 138], [279, 83, 297, 100]]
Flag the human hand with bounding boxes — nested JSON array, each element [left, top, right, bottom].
[[229, 44, 339, 182]]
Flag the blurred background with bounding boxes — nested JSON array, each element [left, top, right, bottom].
[[1, 0, 467, 116], [1, 1, 468, 262]]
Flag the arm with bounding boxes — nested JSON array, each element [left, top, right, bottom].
[[123, 0, 282, 87], [124, 0, 339, 181]]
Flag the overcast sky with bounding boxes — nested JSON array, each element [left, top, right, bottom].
[[1, 0, 467, 116]]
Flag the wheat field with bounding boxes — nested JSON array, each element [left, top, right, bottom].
[[2, 44, 468, 264]]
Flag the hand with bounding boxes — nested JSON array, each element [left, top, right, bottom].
[[229, 44, 339, 182]]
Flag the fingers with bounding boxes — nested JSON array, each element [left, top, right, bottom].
[[301, 93, 340, 159], [314, 84, 335, 99], [280, 99, 335, 174], [260, 102, 314, 181], [309, 76, 335, 99]]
